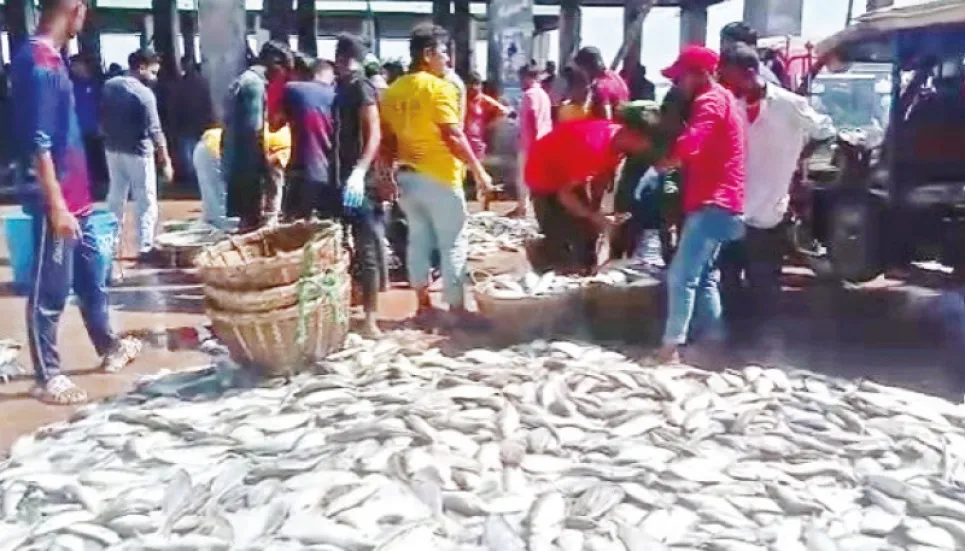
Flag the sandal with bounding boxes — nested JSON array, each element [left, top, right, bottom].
[[30, 375, 88, 405]]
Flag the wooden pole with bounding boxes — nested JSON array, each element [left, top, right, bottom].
[[78, 0, 103, 73], [152, 0, 181, 77], [263, 0, 293, 43]]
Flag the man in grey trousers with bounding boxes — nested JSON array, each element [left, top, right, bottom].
[[101, 48, 174, 261]]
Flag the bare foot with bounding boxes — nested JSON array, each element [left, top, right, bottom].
[[656, 345, 681, 365], [359, 316, 383, 339], [506, 205, 528, 218]]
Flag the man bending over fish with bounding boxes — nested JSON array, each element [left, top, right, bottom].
[[523, 118, 652, 273]]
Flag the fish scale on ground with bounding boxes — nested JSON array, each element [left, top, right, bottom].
[[4, 335, 965, 549]]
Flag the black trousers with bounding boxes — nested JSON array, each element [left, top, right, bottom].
[[533, 193, 599, 272], [284, 175, 384, 313], [719, 223, 788, 337], [83, 134, 109, 201]]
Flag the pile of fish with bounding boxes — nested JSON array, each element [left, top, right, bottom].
[[465, 212, 540, 260], [475, 271, 585, 300], [4, 336, 965, 550], [476, 265, 659, 301]]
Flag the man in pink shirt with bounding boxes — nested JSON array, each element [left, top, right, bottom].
[[515, 63, 552, 217], [655, 45, 747, 366]]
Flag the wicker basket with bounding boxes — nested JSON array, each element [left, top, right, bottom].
[[207, 272, 351, 376], [471, 268, 583, 340], [195, 220, 342, 291], [204, 263, 349, 313], [582, 276, 665, 343]]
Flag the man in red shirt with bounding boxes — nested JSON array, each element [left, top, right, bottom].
[[525, 118, 651, 271], [464, 71, 510, 195], [656, 45, 747, 365]]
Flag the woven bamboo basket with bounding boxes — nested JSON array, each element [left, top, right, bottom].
[[203, 264, 348, 313], [207, 268, 351, 376], [582, 275, 665, 343], [471, 270, 582, 340], [195, 220, 342, 291]]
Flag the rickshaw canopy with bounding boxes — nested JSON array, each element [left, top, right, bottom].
[[815, 0, 965, 68]]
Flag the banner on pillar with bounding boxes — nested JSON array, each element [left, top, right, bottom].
[[489, 0, 534, 104], [199, 0, 248, 123]]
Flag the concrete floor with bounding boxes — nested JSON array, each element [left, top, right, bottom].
[[0, 199, 961, 452]]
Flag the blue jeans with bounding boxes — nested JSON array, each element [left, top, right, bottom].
[[663, 206, 745, 346], [27, 214, 116, 384], [396, 169, 468, 308], [193, 141, 225, 228]]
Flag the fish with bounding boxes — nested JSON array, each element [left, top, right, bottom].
[[1, 334, 963, 550]]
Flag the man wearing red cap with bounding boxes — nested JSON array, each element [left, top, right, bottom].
[[655, 45, 747, 365]]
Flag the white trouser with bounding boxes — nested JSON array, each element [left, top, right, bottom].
[[106, 150, 158, 254], [193, 142, 225, 228]]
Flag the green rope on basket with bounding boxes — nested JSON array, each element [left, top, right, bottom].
[[295, 229, 349, 348]]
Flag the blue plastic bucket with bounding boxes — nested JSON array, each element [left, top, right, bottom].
[[3, 209, 118, 295]]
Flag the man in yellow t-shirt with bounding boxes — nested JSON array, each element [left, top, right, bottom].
[[194, 125, 291, 228], [379, 23, 493, 327]]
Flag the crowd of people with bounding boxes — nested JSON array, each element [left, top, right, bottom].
[[10, 0, 833, 404]]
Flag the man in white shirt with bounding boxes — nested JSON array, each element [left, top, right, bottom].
[[718, 44, 835, 350]]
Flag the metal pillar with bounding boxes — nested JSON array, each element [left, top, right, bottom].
[[533, 32, 551, 66], [181, 11, 198, 66], [5, 0, 37, 58], [78, 0, 102, 72], [263, 0, 293, 43], [680, 4, 707, 48], [296, 0, 317, 56], [152, 0, 180, 77], [558, 0, 581, 67], [742, 0, 803, 37], [453, 0, 471, 77]]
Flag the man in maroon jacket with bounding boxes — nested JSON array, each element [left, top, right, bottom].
[[655, 45, 747, 365]]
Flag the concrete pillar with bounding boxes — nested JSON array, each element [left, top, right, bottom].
[[867, 0, 894, 10], [558, 0, 581, 67], [743, 0, 803, 38], [296, 0, 317, 56], [5, 0, 37, 58], [454, 0, 472, 78], [533, 32, 551, 67], [141, 15, 154, 50], [433, 0, 451, 31], [680, 4, 707, 48], [78, 0, 102, 73], [152, 0, 180, 77], [263, 0, 292, 43], [181, 11, 198, 66], [361, 17, 377, 54]]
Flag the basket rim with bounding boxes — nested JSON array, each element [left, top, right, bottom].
[[194, 220, 341, 270], [203, 263, 349, 296]]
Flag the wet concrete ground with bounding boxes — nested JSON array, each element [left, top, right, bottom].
[[0, 199, 961, 452]]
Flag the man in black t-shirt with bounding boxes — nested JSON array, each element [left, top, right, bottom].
[[334, 33, 385, 337]]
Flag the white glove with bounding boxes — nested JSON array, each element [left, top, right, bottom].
[[343, 168, 367, 209], [634, 167, 661, 202]]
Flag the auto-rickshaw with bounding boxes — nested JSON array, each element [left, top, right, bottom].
[[794, 0, 965, 282]]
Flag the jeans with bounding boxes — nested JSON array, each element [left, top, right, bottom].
[[396, 169, 468, 308], [106, 149, 158, 254], [663, 206, 745, 346], [194, 142, 226, 228], [720, 223, 787, 329], [27, 214, 115, 384], [288, 175, 385, 313], [533, 193, 599, 271]]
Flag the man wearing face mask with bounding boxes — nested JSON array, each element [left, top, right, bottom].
[[379, 23, 495, 329], [655, 45, 747, 366], [101, 48, 174, 262]]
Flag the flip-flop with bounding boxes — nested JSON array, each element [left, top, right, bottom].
[[29, 376, 88, 405]]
